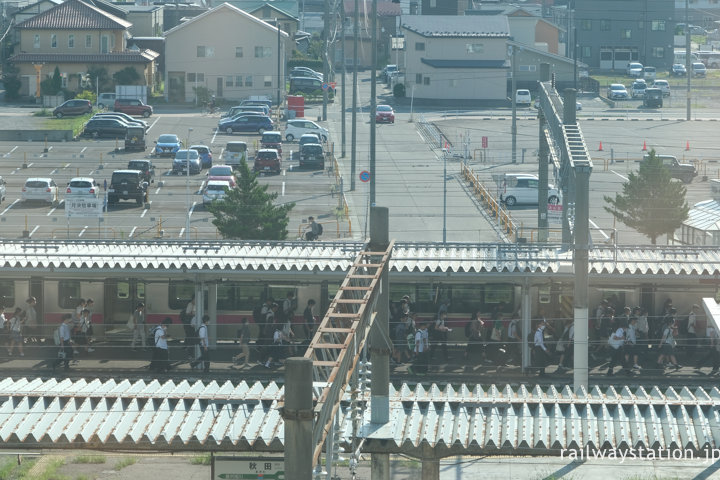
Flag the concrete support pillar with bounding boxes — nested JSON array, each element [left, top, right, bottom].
[[207, 282, 217, 348], [573, 166, 591, 393], [194, 281, 204, 331], [421, 458, 440, 480], [371, 453, 389, 480], [521, 279, 531, 371], [283, 357, 313, 480], [537, 63, 551, 243]]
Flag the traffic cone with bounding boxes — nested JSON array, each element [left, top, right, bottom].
[[686, 141, 690, 151], [642, 141, 647, 151], [598, 141, 603, 151]]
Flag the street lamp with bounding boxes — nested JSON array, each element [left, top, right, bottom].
[[185, 127, 193, 240]]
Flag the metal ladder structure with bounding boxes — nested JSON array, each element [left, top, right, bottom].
[[304, 240, 394, 465]]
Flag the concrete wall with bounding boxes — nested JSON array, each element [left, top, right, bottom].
[[0, 130, 73, 141]]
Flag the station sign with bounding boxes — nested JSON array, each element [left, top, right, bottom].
[[213, 456, 284, 480]]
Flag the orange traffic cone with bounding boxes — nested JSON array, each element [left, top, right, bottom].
[[642, 141, 647, 151], [686, 141, 690, 151], [598, 141, 603, 151]]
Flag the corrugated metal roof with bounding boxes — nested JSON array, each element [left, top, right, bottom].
[[16, 0, 132, 30], [402, 15, 510, 38], [685, 200, 720, 232], [0, 240, 720, 277], [9, 50, 159, 64], [3, 379, 720, 454]]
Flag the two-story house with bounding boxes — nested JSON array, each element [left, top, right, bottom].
[[401, 15, 510, 103], [9, 0, 158, 97], [164, 2, 288, 103]]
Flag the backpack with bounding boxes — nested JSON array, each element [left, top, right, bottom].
[[147, 325, 161, 347], [53, 327, 61, 346], [317, 223, 323, 235]]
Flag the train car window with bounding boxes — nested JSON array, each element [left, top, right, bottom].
[[0, 280, 15, 307], [416, 284, 447, 313], [446, 285, 484, 313], [217, 283, 265, 310], [483, 284, 515, 311], [58, 280, 81, 309], [117, 281, 130, 299], [137, 282, 145, 300], [268, 285, 297, 305], [169, 281, 194, 310]]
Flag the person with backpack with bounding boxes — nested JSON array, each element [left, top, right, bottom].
[[151, 318, 172, 373], [54, 314, 74, 372], [464, 311, 483, 361], [305, 216, 323, 241], [8, 307, 24, 357], [182, 295, 197, 352], [657, 317, 682, 371], [302, 299, 317, 340], [191, 315, 210, 373]]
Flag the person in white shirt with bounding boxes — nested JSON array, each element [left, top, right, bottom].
[[54, 315, 74, 371], [191, 315, 210, 373], [657, 317, 681, 370], [533, 319, 550, 376], [625, 317, 641, 370], [151, 317, 172, 373], [607, 321, 626, 377], [408, 322, 429, 375]]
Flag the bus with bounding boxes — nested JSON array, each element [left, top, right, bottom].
[[696, 51, 720, 68]]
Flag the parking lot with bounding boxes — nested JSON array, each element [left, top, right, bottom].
[[0, 109, 341, 241]]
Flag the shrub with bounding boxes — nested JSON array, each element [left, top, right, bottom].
[[393, 83, 406, 98]]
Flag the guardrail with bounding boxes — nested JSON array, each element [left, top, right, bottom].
[[461, 163, 519, 241]]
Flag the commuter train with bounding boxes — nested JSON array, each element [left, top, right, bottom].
[[3, 240, 716, 342]]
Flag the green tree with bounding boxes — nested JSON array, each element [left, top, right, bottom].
[[112, 66, 141, 85], [206, 161, 294, 240], [604, 149, 689, 244], [40, 66, 63, 95]]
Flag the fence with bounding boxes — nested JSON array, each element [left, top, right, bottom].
[[460, 163, 520, 241]]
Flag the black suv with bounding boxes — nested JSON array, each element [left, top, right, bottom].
[[299, 143, 325, 169], [127, 160, 156, 183], [108, 170, 149, 206]]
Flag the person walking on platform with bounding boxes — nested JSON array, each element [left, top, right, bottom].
[[151, 318, 172, 373], [408, 322, 429, 375], [7, 307, 24, 357], [233, 317, 251, 368], [130, 302, 147, 351], [192, 315, 210, 373], [54, 315, 74, 372], [23, 297, 39, 344], [533, 319, 550, 376]]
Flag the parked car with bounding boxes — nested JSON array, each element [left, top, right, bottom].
[[203, 180, 232, 206], [260, 131, 283, 156], [22, 177, 59, 205], [284, 119, 328, 142], [94, 112, 147, 129], [290, 67, 323, 80], [299, 133, 323, 149], [652, 79, 671, 96], [66, 177, 99, 198], [692, 62, 707, 77], [642, 154, 697, 183], [631, 81, 647, 99], [289, 76, 326, 95], [643, 88, 664, 108], [124, 126, 146, 151], [0, 176, 6, 203], [107, 170, 148, 205], [222, 141, 247, 169], [207, 164, 237, 187], [380, 64, 398, 82], [53, 99, 92, 118], [172, 149, 202, 175], [671, 63, 687, 76], [375, 105, 395, 123], [626, 62, 644, 77], [499, 174, 560, 207], [299, 143, 325, 170], [97, 92, 116, 109], [222, 106, 269, 118], [643, 66, 656, 80], [153, 134, 183, 157], [82, 118, 129, 138], [218, 115, 273, 134], [190, 144, 213, 168], [253, 149, 281, 174], [127, 159, 155, 183], [114, 98, 153, 117], [515, 89, 532, 106], [607, 83, 629, 100], [240, 97, 272, 109]]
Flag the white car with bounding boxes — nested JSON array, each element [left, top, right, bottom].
[[515, 89, 531, 106], [652, 79, 671, 96], [284, 119, 328, 143], [607, 83, 629, 100], [22, 177, 59, 205], [499, 173, 560, 207], [203, 180, 232, 206], [66, 177, 99, 198], [626, 62, 643, 77]]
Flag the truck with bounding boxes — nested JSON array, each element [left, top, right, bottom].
[[641, 154, 697, 183]]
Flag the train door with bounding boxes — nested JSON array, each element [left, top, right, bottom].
[[104, 278, 145, 324], [30, 276, 43, 324]]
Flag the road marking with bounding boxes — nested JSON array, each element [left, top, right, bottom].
[[129, 226, 137, 237], [4, 146, 18, 157], [80, 147, 87, 154], [611, 170, 628, 181], [189, 201, 197, 217], [140, 206, 149, 218], [48, 200, 63, 216], [0, 199, 19, 215], [212, 128, 219, 144], [63, 163, 70, 169], [282, 181, 285, 196], [46, 146, 53, 152], [179, 227, 186, 238], [79, 226, 88, 237], [154, 186, 162, 194], [589, 219, 609, 239], [147, 117, 160, 132], [29, 225, 39, 237]]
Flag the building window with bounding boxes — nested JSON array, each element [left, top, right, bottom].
[[415, 42, 425, 51], [651, 20, 666, 31], [68, 34, 74, 48], [450, 79, 457, 87], [600, 19, 611, 31], [33, 34, 40, 49], [582, 46, 591, 57], [235, 76, 243, 86], [651, 46, 665, 58], [235, 47, 243, 58], [580, 19, 591, 31], [264, 75, 272, 87], [416, 73, 422, 84], [225, 76, 232, 87], [430, 0, 436, 7], [187, 73, 196, 82], [246, 75, 253, 87], [465, 43, 483, 53], [638, 20, 644, 30], [197, 46, 214, 57], [519, 65, 537, 72], [51, 34, 57, 48], [423, 76, 430, 85], [255, 46, 272, 58], [621, 29, 632, 39], [197, 73, 204, 82], [85, 35, 92, 48]]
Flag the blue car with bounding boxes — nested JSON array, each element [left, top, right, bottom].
[[172, 149, 201, 175], [153, 134, 183, 157], [190, 144, 213, 168], [218, 115, 273, 135]]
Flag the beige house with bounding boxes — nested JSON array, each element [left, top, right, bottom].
[[164, 2, 289, 103], [247, 3, 298, 55], [401, 15, 510, 103], [9, 0, 158, 97]]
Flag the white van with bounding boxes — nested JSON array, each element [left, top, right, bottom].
[[222, 141, 247, 168], [515, 89, 531, 106], [500, 173, 560, 207], [97, 92, 116, 109]]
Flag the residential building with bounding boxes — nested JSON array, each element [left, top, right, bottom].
[[8, 0, 158, 97], [509, 40, 586, 89], [401, 15, 510, 104], [164, 2, 288, 103], [575, 0, 675, 71], [125, 4, 164, 37], [246, 3, 299, 55], [674, 0, 720, 31], [468, 5, 562, 55], [341, 1, 401, 69]]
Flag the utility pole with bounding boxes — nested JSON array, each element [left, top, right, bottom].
[[322, 0, 330, 121], [351, 0, 358, 191], [573, 26, 577, 91], [341, 1, 346, 158], [537, 63, 550, 243], [511, 44, 517, 164], [276, 17, 281, 109], [685, 0, 691, 121], [369, 0, 377, 206]]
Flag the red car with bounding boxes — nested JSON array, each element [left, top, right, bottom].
[[375, 105, 395, 124], [206, 165, 237, 187]]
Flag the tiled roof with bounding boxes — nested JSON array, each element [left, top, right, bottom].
[[9, 50, 159, 64], [421, 58, 509, 69], [402, 15, 510, 38], [343, 0, 402, 16], [16, 0, 132, 30]]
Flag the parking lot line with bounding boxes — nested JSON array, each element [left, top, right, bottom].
[[282, 181, 285, 196], [212, 128, 219, 144], [611, 170, 629, 181], [147, 117, 160, 132], [79, 226, 88, 237], [0, 199, 19, 215], [140, 205, 149, 218], [129, 226, 137, 237], [80, 147, 87, 154], [189, 201, 197, 217], [178, 227, 186, 238], [29, 225, 39, 237], [48, 200, 63, 216], [589, 219, 609, 239], [4, 146, 18, 157]]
